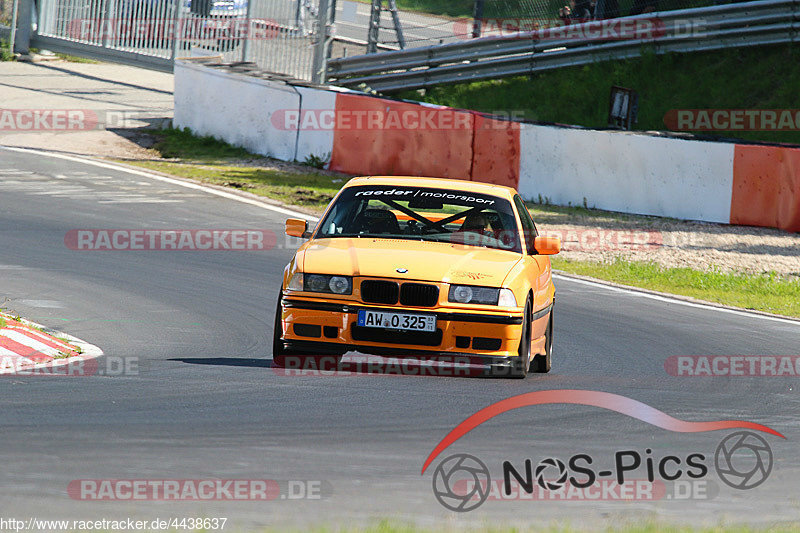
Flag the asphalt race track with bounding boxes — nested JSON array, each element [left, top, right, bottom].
[[2, 145, 800, 530]]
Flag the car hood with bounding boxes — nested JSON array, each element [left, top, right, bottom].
[[298, 237, 521, 286]]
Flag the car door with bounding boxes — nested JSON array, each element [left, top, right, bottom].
[[514, 195, 552, 313]]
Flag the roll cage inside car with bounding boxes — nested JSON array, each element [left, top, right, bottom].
[[316, 186, 524, 253]]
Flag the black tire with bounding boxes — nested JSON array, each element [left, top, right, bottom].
[[531, 306, 553, 373], [507, 299, 532, 379]]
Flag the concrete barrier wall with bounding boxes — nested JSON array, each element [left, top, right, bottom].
[[471, 114, 520, 189], [329, 94, 475, 178], [293, 86, 338, 164], [174, 60, 300, 162], [731, 145, 800, 232], [174, 59, 800, 232], [518, 126, 736, 223]]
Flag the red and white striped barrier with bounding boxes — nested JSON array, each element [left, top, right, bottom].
[[174, 59, 800, 232], [0, 312, 103, 375]]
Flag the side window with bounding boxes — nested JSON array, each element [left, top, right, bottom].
[[513, 195, 537, 254]]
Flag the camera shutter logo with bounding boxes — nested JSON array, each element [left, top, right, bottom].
[[431, 454, 490, 512], [715, 431, 773, 490], [535, 457, 569, 491]]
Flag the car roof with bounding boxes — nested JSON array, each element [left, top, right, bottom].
[[342, 176, 518, 199]]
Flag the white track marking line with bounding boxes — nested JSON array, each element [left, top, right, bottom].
[[3, 145, 797, 327], [552, 274, 800, 326], [0, 146, 318, 221]]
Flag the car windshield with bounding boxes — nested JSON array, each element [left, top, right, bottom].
[[315, 185, 522, 253]]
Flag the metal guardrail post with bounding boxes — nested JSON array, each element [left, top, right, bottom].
[[294, 0, 302, 31], [102, 0, 115, 48], [594, 0, 608, 19], [9, 0, 19, 55], [366, 0, 380, 53], [472, 0, 484, 38], [12, 0, 31, 53], [311, 0, 330, 84], [387, 0, 404, 49], [170, 0, 180, 61], [241, 0, 253, 61]]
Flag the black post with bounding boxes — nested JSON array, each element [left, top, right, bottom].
[[471, 0, 484, 38], [13, 0, 32, 54]]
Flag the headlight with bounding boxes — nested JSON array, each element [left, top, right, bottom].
[[448, 285, 500, 305], [304, 274, 352, 295], [448, 286, 518, 306], [328, 276, 351, 294]]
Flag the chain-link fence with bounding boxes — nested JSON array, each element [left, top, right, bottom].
[[1, 0, 15, 26], [355, 0, 741, 51], [29, 0, 332, 80]]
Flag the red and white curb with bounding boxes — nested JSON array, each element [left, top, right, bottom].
[[0, 312, 103, 376]]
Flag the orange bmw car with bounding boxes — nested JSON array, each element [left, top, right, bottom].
[[273, 176, 560, 378]]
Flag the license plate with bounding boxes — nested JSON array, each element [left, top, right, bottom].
[[357, 309, 437, 332]]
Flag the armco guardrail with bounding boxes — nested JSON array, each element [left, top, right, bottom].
[[327, 0, 800, 91]]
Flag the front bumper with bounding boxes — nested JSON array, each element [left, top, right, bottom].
[[279, 296, 525, 357]]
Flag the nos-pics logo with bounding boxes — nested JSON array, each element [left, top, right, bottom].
[[423, 391, 783, 512]]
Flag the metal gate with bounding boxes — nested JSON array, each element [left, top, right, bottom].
[[28, 0, 335, 81]]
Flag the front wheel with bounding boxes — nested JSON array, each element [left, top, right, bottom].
[[507, 300, 532, 379], [530, 305, 553, 373]]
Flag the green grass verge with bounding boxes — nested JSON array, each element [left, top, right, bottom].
[[527, 201, 655, 225], [401, 44, 800, 146], [129, 159, 343, 210], [0, 38, 14, 61], [120, 128, 348, 211], [53, 52, 99, 63], [553, 257, 800, 318]]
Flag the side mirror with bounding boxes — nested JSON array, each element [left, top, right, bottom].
[[285, 218, 310, 238], [533, 236, 561, 255]]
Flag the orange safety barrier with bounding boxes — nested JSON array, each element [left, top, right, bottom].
[[731, 145, 800, 232], [469, 113, 521, 189], [329, 93, 474, 178]]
